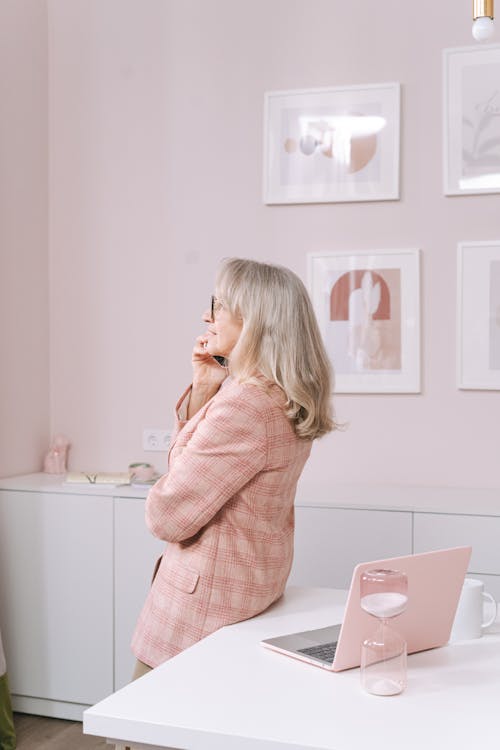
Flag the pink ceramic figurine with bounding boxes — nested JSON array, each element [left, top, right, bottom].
[[43, 434, 70, 474]]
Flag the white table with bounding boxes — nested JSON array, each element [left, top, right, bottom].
[[83, 587, 500, 750]]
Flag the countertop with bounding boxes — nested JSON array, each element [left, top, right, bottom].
[[1, 473, 500, 515]]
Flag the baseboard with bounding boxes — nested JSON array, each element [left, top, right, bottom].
[[11, 694, 89, 721]]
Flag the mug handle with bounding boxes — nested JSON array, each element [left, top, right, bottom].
[[482, 592, 497, 630]]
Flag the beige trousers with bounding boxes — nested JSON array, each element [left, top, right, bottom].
[[131, 658, 153, 681], [114, 660, 153, 750]]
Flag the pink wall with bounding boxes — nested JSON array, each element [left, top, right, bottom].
[[46, 1, 499, 490], [0, 1, 49, 478]]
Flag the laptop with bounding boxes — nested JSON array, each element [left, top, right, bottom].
[[261, 546, 471, 671]]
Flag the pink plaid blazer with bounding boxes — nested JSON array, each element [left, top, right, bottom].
[[131, 376, 312, 668]]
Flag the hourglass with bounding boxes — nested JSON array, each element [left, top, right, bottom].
[[360, 568, 408, 696]]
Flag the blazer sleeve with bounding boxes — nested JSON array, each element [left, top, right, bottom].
[[167, 384, 192, 447], [145, 388, 268, 543]]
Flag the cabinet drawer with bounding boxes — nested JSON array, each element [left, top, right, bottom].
[[289, 507, 412, 589], [0, 490, 113, 704], [414, 513, 500, 574], [114, 497, 165, 690]]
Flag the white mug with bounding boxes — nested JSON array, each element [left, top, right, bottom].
[[450, 578, 497, 641]]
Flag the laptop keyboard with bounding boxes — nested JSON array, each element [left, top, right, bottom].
[[297, 641, 337, 662]]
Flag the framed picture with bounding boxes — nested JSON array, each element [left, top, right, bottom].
[[263, 83, 400, 205], [457, 241, 500, 390], [308, 249, 421, 393], [444, 45, 500, 195]]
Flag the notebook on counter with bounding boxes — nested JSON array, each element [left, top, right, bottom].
[[261, 546, 471, 672], [65, 472, 131, 486]]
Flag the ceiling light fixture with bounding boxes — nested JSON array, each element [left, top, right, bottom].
[[472, 0, 495, 41]]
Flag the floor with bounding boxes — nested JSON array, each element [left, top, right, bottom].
[[13, 713, 108, 749]]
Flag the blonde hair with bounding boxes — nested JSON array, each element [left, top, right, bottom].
[[216, 258, 336, 440]]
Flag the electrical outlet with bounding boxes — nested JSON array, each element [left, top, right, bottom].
[[143, 428, 172, 452]]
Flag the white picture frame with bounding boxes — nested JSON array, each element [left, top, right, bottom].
[[457, 241, 500, 390], [263, 83, 400, 205], [308, 249, 421, 394], [443, 45, 500, 196]]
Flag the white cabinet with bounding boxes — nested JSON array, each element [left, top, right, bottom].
[[289, 507, 413, 588], [413, 513, 500, 599], [0, 481, 165, 718], [0, 489, 114, 715], [114, 497, 165, 689]]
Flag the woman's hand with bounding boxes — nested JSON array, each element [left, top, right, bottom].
[[187, 335, 228, 419], [192, 335, 228, 386]]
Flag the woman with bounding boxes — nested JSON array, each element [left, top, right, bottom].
[[131, 258, 335, 675]]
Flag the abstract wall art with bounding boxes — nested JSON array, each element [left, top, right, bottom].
[[444, 45, 500, 195], [308, 250, 421, 393], [457, 241, 500, 390], [263, 83, 400, 204]]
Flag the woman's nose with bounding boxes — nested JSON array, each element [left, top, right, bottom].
[[202, 308, 212, 323]]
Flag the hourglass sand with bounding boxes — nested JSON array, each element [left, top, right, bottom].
[[360, 569, 408, 696]]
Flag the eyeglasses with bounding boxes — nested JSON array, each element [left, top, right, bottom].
[[210, 295, 224, 322]]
